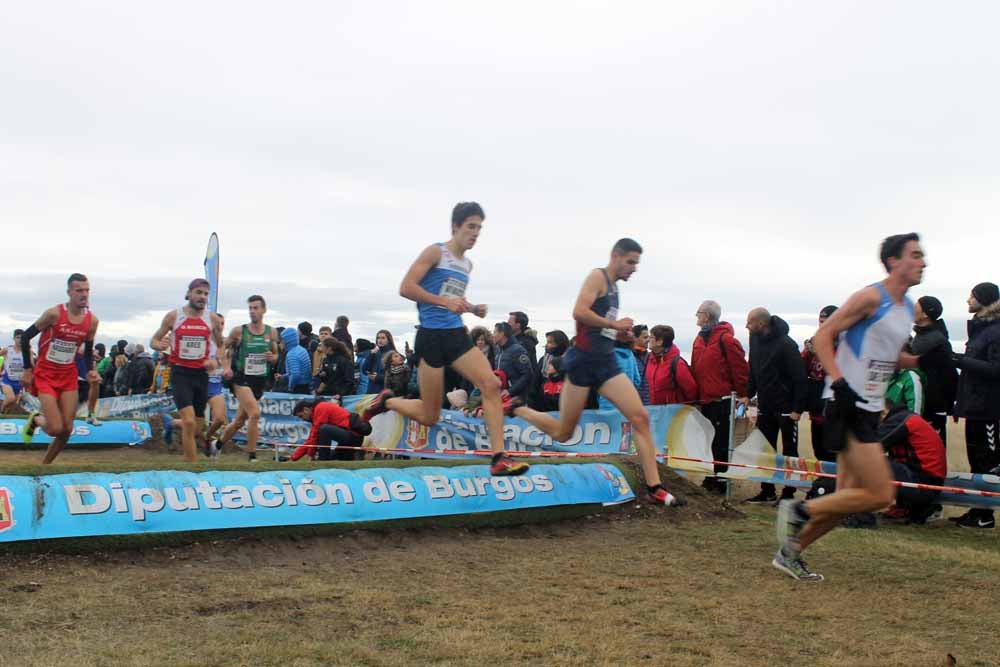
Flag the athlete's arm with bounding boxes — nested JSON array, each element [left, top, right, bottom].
[[222, 326, 241, 375], [399, 245, 471, 314], [83, 316, 100, 376], [150, 311, 177, 352], [812, 286, 881, 384], [572, 271, 630, 331], [20, 307, 59, 370]]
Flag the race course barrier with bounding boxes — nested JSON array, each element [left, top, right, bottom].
[[0, 418, 152, 446], [0, 463, 634, 543]]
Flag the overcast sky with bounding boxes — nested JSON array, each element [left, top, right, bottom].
[[2, 2, 997, 356]]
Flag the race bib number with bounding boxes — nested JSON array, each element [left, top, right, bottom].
[[245, 353, 267, 376], [601, 306, 619, 340], [5, 356, 24, 379], [179, 336, 207, 361], [438, 277, 467, 300], [45, 339, 77, 365], [864, 360, 895, 402]]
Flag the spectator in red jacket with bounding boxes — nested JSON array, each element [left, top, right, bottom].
[[290, 399, 373, 462], [691, 300, 749, 494], [645, 325, 697, 405], [879, 400, 947, 524]]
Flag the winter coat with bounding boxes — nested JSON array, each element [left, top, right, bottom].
[[879, 404, 946, 481], [954, 300, 1000, 421], [645, 344, 698, 405], [911, 320, 958, 416], [598, 347, 642, 410], [362, 345, 393, 394], [691, 321, 749, 403], [126, 353, 155, 395], [281, 327, 313, 390], [496, 338, 533, 400], [355, 351, 372, 394], [747, 316, 807, 416], [317, 354, 356, 397]]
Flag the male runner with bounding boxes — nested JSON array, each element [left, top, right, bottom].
[[21, 273, 100, 463], [204, 313, 228, 457], [151, 279, 226, 462], [2, 330, 28, 413], [363, 201, 528, 475], [217, 295, 278, 462], [513, 239, 682, 504], [773, 233, 925, 582]]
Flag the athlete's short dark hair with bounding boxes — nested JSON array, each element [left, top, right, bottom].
[[67, 273, 88, 287], [612, 238, 642, 255], [247, 294, 266, 309], [293, 399, 316, 417], [13, 328, 24, 338], [650, 324, 675, 348], [819, 305, 838, 319], [452, 201, 485, 230], [879, 233, 920, 272]]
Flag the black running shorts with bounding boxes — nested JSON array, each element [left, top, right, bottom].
[[822, 400, 881, 454], [171, 366, 209, 418], [561, 346, 622, 389], [414, 327, 473, 369], [232, 373, 267, 400]]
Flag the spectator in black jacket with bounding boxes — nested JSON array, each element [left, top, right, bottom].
[[508, 311, 538, 371], [316, 338, 356, 398], [742, 308, 808, 503], [126, 344, 155, 396], [910, 296, 958, 445], [802, 305, 837, 461], [632, 324, 651, 404], [951, 282, 1000, 529], [332, 315, 353, 351], [494, 322, 532, 402], [530, 329, 569, 409]]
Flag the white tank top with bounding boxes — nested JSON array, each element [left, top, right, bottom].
[[823, 282, 913, 412], [4, 345, 24, 380]]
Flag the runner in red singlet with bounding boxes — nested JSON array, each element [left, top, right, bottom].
[[150, 279, 226, 462], [20, 273, 100, 464]]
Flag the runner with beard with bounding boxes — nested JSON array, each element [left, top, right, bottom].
[[512, 239, 682, 505], [21, 273, 100, 463], [363, 201, 528, 476], [151, 279, 226, 462]]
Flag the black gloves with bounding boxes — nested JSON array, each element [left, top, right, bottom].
[[831, 378, 867, 421]]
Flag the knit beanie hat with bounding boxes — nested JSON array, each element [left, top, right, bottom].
[[973, 282, 1000, 307], [917, 296, 943, 321]]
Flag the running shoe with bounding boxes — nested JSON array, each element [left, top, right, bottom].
[[86, 413, 103, 426], [776, 499, 809, 549], [771, 549, 824, 582], [922, 504, 944, 524], [882, 504, 910, 523], [647, 485, 685, 507], [361, 390, 394, 422], [202, 438, 214, 458], [955, 512, 995, 530], [948, 509, 973, 524], [22, 410, 40, 443], [745, 491, 778, 504], [248, 453, 258, 463], [489, 452, 529, 476]]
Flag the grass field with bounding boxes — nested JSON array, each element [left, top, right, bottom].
[[1, 418, 998, 666]]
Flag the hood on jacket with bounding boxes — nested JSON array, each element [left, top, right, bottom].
[[281, 327, 300, 348], [974, 299, 1000, 324], [763, 315, 790, 340], [699, 321, 736, 342]]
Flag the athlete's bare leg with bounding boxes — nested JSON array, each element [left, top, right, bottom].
[[1, 385, 18, 413], [87, 378, 99, 414], [219, 385, 260, 453], [41, 391, 79, 464], [597, 374, 662, 488], [514, 381, 590, 444], [177, 405, 199, 462], [797, 441, 895, 552], [450, 348, 506, 453], [384, 361, 445, 427], [206, 394, 228, 442]]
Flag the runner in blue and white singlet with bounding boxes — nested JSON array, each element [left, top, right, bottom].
[[364, 201, 530, 477], [416, 243, 472, 330], [2, 332, 26, 413], [773, 233, 926, 584]]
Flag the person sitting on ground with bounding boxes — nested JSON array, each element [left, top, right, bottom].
[[316, 337, 356, 398], [644, 325, 697, 406], [382, 349, 411, 397], [879, 399, 947, 524], [290, 399, 374, 461], [279, 326, 313, 394]]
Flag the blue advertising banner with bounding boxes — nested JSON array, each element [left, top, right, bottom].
[[0, 418, 152, 446], [0, 463, 635, 542]]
